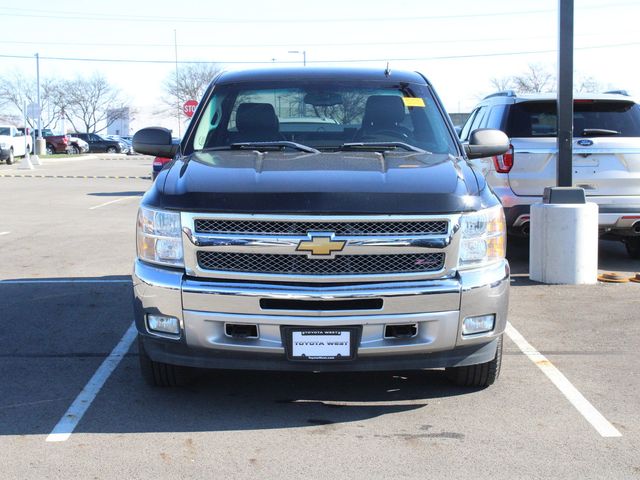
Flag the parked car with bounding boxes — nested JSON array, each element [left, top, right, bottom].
[[67, 135, 89, 154], [72, 132, 129, 154], [18, 128, 70, 155], [131, 67, 511, 388], [0, 125, 30, 164], [152, 156, 172, 180], [460, 90, 640, 258], [109, 135, 135, 154]]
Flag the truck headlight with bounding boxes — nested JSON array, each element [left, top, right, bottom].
[[0, 142, 7, 149], [458, 205, 506, 269], [136, 207, 184, 267]]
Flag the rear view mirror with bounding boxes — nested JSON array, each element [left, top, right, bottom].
[[133, 127, 179, 158], [304, 92, 343, 107], [464, 128, 509, 159]]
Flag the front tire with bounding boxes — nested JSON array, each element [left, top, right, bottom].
[[69, 145, 80, 155], [6, 148, 14, 165], [625, 237, 640, 259], [137, 335, 194, 387], [106, 146, 117, 154], [445, 335, 503, 388]]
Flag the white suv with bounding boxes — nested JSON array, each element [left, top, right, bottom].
[[461, 90, 640, 258]]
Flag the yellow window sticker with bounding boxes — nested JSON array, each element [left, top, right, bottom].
[[402, 97, 426, 107]]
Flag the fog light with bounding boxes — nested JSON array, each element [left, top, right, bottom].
[[147, 314, 180, 335], [462, 314, 495, 335]]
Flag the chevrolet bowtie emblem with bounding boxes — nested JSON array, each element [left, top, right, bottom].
[[296, 235, 346, 257]]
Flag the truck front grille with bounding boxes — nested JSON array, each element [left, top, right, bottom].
[[197, 252, 445, 275], [194, 219, 448, 236]]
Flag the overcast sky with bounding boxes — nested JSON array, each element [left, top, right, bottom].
[[1, 0, 639, 132]]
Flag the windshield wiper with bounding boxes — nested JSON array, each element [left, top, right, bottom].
[[339, 142, 428, 153], [579, 128, 621, 137], [229, 141, 320, 154]]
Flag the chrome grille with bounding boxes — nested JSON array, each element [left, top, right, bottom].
[[194, 219, 448, 236], [197, 252, 445, 275]]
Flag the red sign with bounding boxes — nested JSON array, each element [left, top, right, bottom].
[[183, 100, 198, 118]]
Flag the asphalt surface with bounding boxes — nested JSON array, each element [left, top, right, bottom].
[[1, 154, 639, 479]]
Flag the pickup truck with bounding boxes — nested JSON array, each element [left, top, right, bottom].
[[19, 128, 71, 155], [132, 67, 511, 389], [0, 125, 30, 164]]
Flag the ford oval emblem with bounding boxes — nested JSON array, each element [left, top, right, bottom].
[[577, 139, 593, 146]]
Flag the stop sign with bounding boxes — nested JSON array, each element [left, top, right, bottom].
[[183, 100, 198, 118]]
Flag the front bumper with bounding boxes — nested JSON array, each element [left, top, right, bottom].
[[133, 259, 510, 372], [0, 147, 10, 160]]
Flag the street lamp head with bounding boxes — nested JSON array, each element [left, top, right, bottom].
[[287, 50, 306, 66]]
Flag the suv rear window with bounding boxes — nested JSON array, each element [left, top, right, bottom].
[[505, 100, 640, 137]]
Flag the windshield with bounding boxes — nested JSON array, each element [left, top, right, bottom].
[[0, 127, 10, 136], [506, 100, 640, 137], [186, 81, 457, 155]]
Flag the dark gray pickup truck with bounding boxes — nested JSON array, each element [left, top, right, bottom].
[[132, 67, 511, 388]]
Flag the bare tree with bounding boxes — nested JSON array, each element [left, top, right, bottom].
[[61, 74, 128, 133], [162, 63, 223, 113], [0, 72, 63, 128], [511, 63, 555, 93], [489, 76, 514, 92], [0, 113, 22, 126], [575, 75, 604, 93]]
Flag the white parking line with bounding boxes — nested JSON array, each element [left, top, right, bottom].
[[0, 231, 10, 236], [89, 197, 132, 210], [505, 322, 622, 438], [46, 322, 137, 443]]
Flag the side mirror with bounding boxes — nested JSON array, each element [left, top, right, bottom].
[[133, 127, 179, 158], [464, 128, 509, 159]]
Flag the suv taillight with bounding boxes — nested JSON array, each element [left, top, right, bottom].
[[63, 135, 69, 145], [492, 145, 513, 173]]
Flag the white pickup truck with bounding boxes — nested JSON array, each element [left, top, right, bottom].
[[0, 125, 30, 164]]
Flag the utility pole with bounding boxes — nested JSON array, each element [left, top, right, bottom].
[[174, 29, 181, 137], [36, 53, 42, 144], [32, 53, 43, 163]]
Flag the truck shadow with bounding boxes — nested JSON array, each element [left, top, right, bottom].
[[100, 362, 478, 435], [0, 276, 482, 437]]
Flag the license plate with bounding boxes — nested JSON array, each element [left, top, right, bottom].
[[286, 328, 356, 361]]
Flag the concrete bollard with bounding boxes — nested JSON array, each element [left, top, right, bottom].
[[18, 151, 34, 170], [31, 139, 46, 166], [529, 199, 599, 284]]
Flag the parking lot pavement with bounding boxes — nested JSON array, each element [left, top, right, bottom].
[[1, 157, 639, 479]]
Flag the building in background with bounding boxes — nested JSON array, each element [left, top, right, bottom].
[[107, 107, 130, 136]]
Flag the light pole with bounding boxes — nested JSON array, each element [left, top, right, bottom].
[[36, 53, 41, 139], [529, 0, 599, 286], [33, 52, 43, 163], [288, 50, 306, 66], [174, 29, 181, 137]]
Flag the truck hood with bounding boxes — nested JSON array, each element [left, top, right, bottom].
[[147, 150, 497, 214]]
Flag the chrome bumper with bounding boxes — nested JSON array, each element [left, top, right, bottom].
[[133, 259, 509, 370]]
